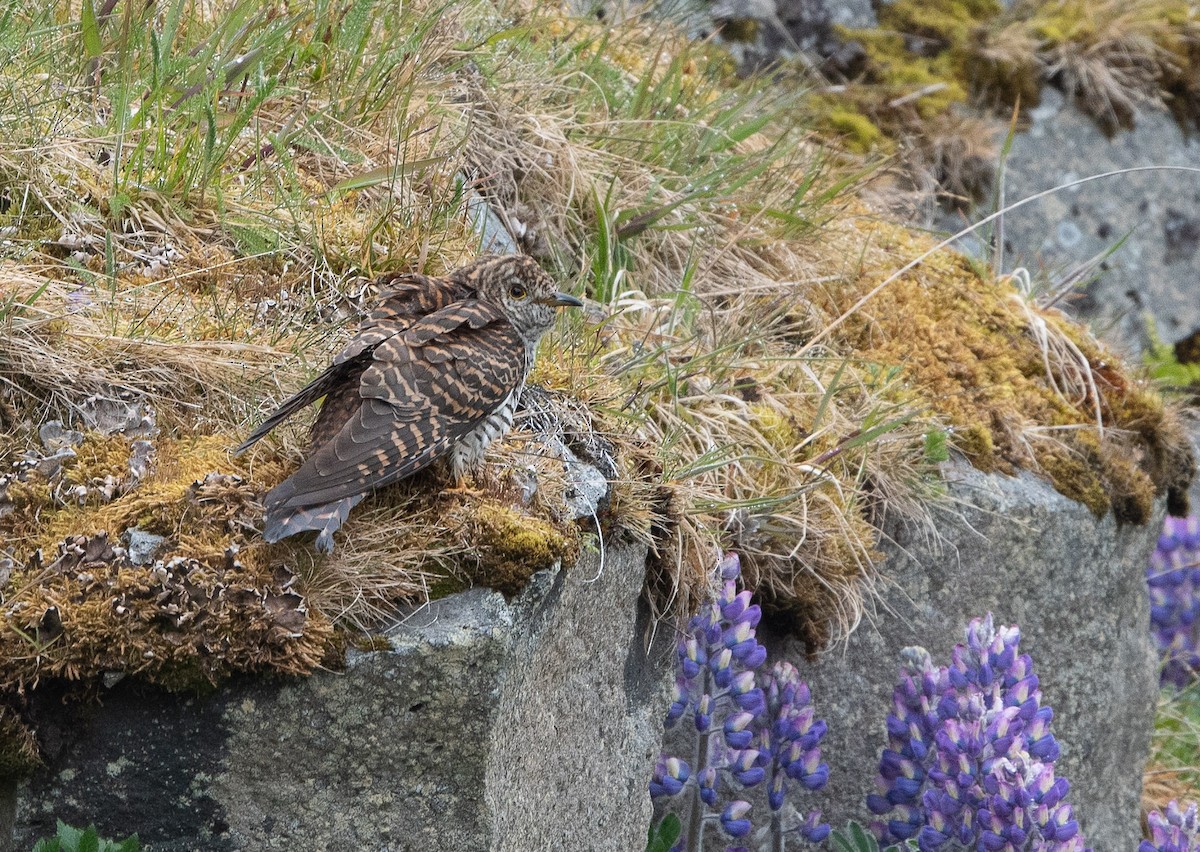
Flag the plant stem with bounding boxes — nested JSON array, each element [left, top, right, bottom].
[[771, 809, 785, 852], [687, 668, 713, 852]]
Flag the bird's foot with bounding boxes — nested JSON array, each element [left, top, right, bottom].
[[442, 475, 485, 498]]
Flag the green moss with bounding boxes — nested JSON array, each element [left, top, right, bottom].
[[824, 109, 884, 153], [818, 219, 1191, 522], [1036, 441, 1109, 517], [1026, 1, 1096, 44], [853, 30, 970, 119], [749, 402, 801, 450], [718, 18, 759, 44], [875, 0, 1001, 47], [427, 574, 470, 600], [461, 501, 578, 596]]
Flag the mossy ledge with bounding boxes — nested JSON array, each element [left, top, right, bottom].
[[0, 0, 1192, 777], [810, 213, 1194, 523]]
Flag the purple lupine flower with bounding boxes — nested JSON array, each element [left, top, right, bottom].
[[651, 755, 691, 798], [1148, 516, 1200, 686], [720, 801, 753, 838], [753, 660, 831, 842], [649, 552, 828, 850], [1140, 800, 1200, 852], [649, 554, 771, 848], [868, 614, 1091, 851]]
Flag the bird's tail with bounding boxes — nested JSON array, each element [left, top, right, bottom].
[[262, 492, 365, 553]]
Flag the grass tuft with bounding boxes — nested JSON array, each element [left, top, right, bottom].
[[0, 0, 1188, 715]]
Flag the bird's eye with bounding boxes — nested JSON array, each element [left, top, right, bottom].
[[509, 284, 527, 299]]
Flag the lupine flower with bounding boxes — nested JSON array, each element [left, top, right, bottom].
[[1140, 800, 1200, 852], [721, 800, 753, 837], [1148, 516, 1200, 686], [868, 614, 1091, 851], [650, 755, 691, 799], [649, 552, 828, 850], [758, 660, 830, 840]]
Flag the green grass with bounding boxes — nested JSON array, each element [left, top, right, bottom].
[[1149, 682, 1200, 810], [0, 0, 1186, 673]]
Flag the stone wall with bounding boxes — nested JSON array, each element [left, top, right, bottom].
[[5, 542, 667, 851]]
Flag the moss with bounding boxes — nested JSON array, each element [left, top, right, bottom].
[[823, 109, 884, 153], [351, 635, 394, 652], [1035, 441, 1109, 517], [815, 217, 1190, 521], [875, 0, 1001, 47], [427, 574, 471, 600], [718, 19, 759, 44], [1025, 1, 1097, 44], [0, 428, 332, 698], [458, 501, 578, 596], [852, 30, 970, 119], [748, 402, 801, 450], [0, 710, 40, 778]]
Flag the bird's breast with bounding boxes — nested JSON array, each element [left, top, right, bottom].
[[450, 388, 521, 477]]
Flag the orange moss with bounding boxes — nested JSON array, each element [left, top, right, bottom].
[[815, 219, 1192, 519]]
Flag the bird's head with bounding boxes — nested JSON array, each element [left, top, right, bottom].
[[458, 255, 582, 341]]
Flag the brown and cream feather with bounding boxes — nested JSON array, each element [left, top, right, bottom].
[[236, 255, 581, 551]]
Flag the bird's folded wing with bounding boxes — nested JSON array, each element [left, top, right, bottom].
[[333, 274, 467, 365], [265, 301, 525, 511], [238, 275, 467, 453]]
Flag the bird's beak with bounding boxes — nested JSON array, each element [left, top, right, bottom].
[[540, 292, 584, 308]]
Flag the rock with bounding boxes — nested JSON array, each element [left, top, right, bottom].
[[974, 88, 1200, 353], [554, 438, 611, 520], [4, 541, 667, 852], [772, 461, 1160, 847], [121, 529, 166, 567], [465, 186, 521, 257]]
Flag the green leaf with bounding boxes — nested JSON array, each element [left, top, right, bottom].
[[55, 821, 83, 851], [850, 820, 873, 850], [80, 0, 101, 59], [828, 821, 884, 852], [76, 826, 100, 852], [327, 157, 447, 194], [645, 814, 681, 852]]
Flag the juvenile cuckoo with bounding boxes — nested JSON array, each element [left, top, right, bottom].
[[236, 255, 582, 551]]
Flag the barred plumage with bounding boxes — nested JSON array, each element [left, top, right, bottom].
[[236, 255, 582, 551]]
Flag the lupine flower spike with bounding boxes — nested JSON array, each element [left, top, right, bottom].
[[1148, 516, 1200, 686], [650, 553, 828, 850], [1141, 800, 1200, 852], [867, 614, 1091, 851]]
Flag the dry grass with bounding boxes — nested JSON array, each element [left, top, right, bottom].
[[1013, 0, 1184, 133], [0, 0, 1188, 680]]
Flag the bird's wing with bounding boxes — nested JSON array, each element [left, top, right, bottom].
[[263, 300, 525, 512], [234, 358, 364, 455], [236, 274, 468, 454], [333, 273, 468, 364]]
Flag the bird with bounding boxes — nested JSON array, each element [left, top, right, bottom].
[[235, 254, 583, 552]]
